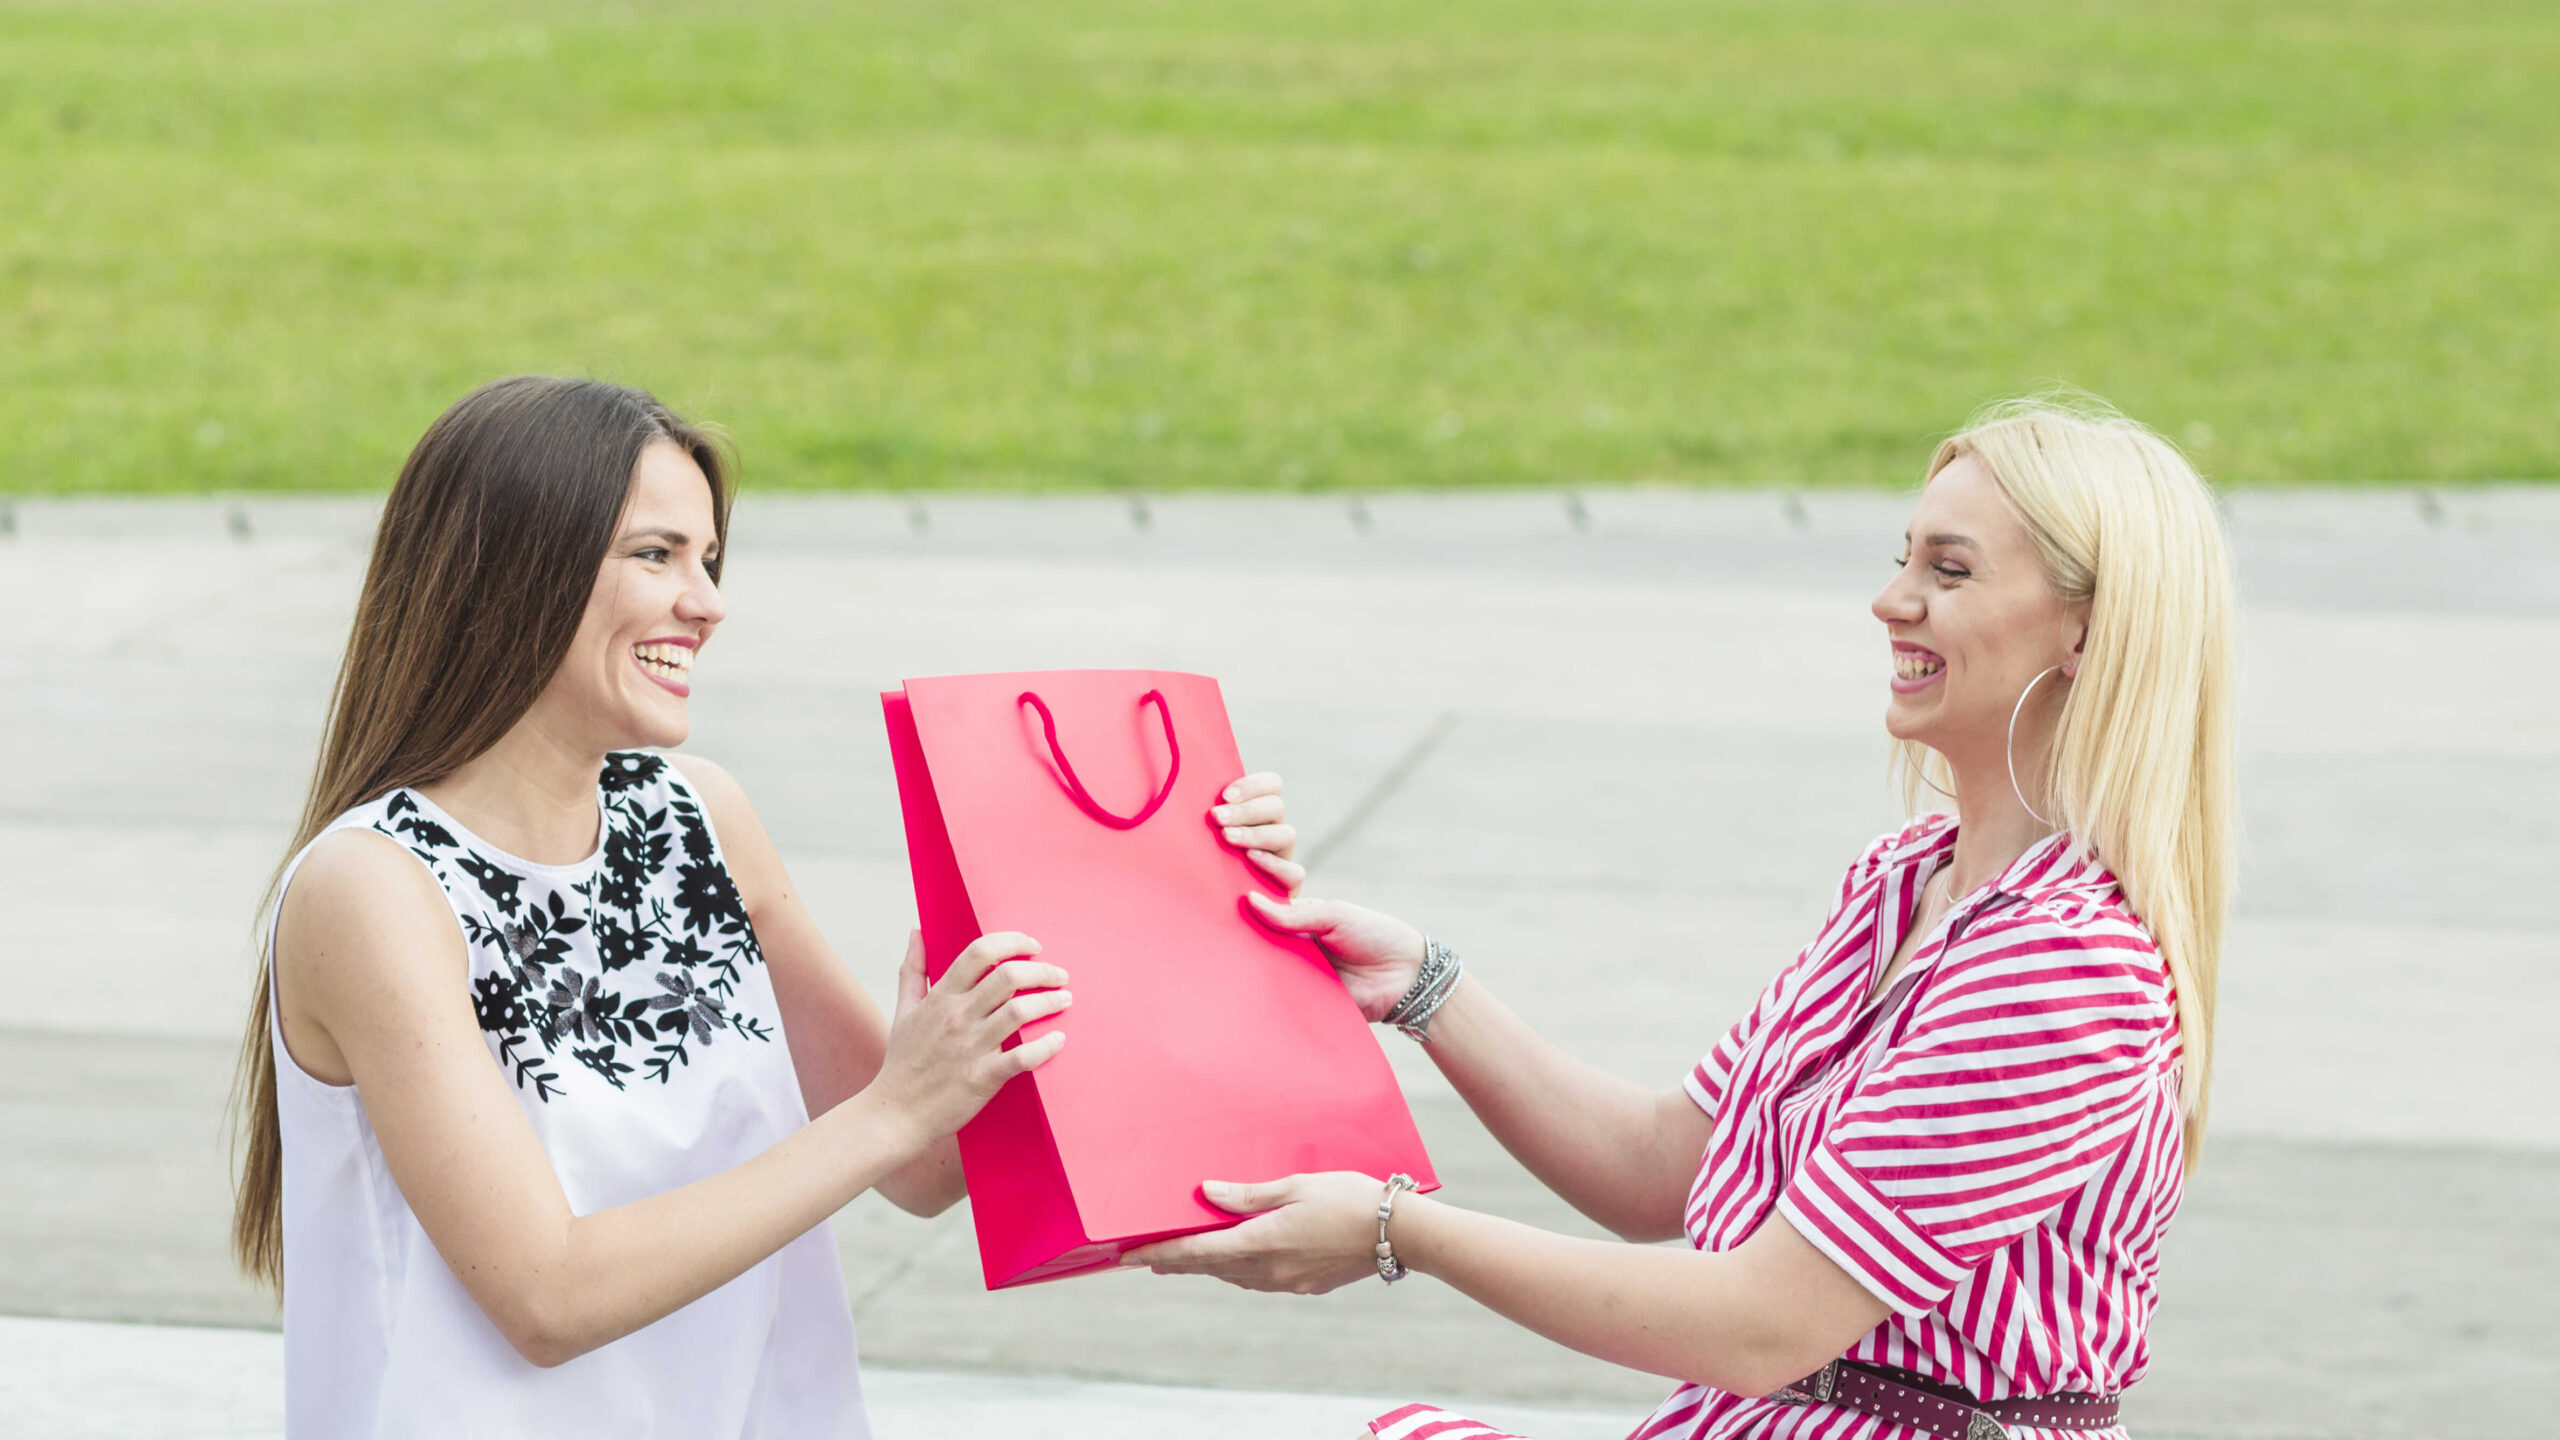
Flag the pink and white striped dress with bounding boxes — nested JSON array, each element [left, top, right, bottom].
[[1377, 816, 2184, 1440]]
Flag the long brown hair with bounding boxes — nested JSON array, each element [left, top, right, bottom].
[[230, 376, 732, 1291]]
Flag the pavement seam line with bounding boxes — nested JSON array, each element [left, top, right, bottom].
[[1301, 710, 1459, 876]]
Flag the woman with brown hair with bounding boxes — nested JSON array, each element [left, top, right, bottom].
[[230, 375, 1297, 1437]]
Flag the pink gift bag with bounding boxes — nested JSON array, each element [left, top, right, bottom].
[[882, 669, 1437, 1288]]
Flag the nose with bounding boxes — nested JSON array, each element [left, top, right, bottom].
[[1872, 565, 1922, 628], [678, 564, 727, 630]]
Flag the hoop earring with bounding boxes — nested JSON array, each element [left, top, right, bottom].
[[2006, 665, 2065, 828]]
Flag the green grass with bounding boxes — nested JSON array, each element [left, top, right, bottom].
[[3, 0, 2556, 492]]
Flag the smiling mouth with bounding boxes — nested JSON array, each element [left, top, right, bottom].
[[634, 641, 694, 689], [1894, 650, 1945, 683]]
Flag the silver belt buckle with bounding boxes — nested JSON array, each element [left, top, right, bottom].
[[1771, 1359, 1839, 1406], [1965, 1412, 2011, 1440]]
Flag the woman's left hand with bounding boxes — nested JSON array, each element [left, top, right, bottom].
[[1211, 772, 1304, 894], [1122, 1171, 1390, 1294]]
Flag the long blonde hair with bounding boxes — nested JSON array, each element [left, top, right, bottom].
[[1894, 393, 2236, 1165]]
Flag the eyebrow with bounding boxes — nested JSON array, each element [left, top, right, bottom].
[[620, 527, 692, 547], [1915, 531, 1978, 549]]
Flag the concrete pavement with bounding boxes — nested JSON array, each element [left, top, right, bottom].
[[0, 1316, 1634, 1440], [3, 486, 2555, 1437]]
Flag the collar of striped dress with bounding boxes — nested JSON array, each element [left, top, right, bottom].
[[1887, 822, 2116, 910], [1860, 825, 2122, 1011]]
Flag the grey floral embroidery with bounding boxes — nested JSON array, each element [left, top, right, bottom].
[[377, 755, 772, 1101]]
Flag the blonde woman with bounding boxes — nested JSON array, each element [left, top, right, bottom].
[[1131, 398, 2235, 1440]]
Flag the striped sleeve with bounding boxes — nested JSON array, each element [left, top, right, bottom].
[[1775, 904, 2175, 1317], [1687, 824, 1927, 1117], [1684, 966, 1780, 1119], [1368, 1404, 1528, 1439]]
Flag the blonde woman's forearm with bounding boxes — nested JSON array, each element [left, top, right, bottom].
[[1417, 978, 1708, 1242]]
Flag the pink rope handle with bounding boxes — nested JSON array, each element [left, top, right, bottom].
[[1017, 688, 1181, 830]]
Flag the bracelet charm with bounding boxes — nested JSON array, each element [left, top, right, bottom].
[[1374, 1172, 1420, 1283]]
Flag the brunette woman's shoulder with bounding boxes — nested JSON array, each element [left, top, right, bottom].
[[661, 751, 748, 817], [660, 753, 787, 895], [274, 826, 470, 1058], [282, 826, 454, 936]]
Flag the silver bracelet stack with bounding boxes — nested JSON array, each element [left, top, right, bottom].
[[1382, 935, 1463, 1043]]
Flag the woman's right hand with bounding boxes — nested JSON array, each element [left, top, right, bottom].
[[870, 930, 1070, 1144], [1241, 893, 1425, 1023]]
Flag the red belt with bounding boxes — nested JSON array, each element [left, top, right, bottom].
[[1773, 1359, 2122, 1439]]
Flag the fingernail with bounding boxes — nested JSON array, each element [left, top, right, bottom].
[[1222, 827, 1243, 841], [1202, 1180, 1233, 1199], [1222, 784, 1240, 802]]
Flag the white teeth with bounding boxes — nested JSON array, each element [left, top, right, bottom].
[[635, 643, 693, 675]]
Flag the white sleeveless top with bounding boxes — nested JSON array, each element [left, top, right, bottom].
[[268, 752, 869, 1439]]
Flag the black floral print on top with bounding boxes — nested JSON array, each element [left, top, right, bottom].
[[374, 754, 772, 1101]]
